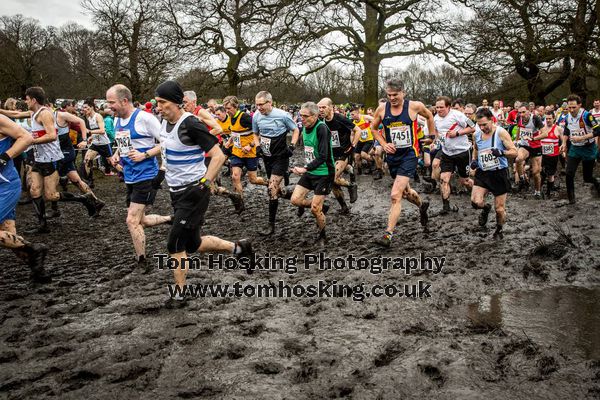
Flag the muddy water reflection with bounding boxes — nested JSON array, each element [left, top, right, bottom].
[[468, 286, 600, 359]]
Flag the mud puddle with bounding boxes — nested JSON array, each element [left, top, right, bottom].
[[468, 286, 600, 359]]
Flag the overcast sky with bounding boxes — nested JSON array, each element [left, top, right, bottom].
[[1, 0, 93, 29]]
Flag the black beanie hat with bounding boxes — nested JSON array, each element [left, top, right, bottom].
[[155, 80, 184, 105]]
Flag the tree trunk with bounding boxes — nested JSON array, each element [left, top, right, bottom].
[[226, 55, 241, 96], [362, 2, 381, 108]]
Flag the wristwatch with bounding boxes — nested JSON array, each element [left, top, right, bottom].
[[200, 177, 212, 188], [144, 151, 150, 159]]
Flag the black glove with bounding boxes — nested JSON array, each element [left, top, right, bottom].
[[287, 144, 295, 157], [469, 159, 478, 170], [0, 152, 10, 171], [152, 169, 166, 189], [491, 148, 504, 157]]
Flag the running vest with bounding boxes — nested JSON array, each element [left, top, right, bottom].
[[230, 110, 256, 158], [54, 111, 73, 151], [31, 107, 63, 163], [160, 112, 207, 190], [88, 112, 110, 145], [434, 109, 472, 156], [475, 126, 508, 171], [592, 108, 600, 123], [518, 116, 541, 148], [0, 136, 19, 184], [115, 109, 159, 184], [566, 109, 595, 147], [303, 120, 334, 176], [540, 125, 560, 157], [353, 116, 373, 142], [217, 115, 232, 135], [382, 100, 419, 158]]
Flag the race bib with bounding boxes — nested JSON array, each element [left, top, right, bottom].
[[479, 149, 500, 171], [520, 128, 533, 141], [304, 146, 315, 164], [360, 130, 369, 140], [570, 128, 588, 147], [390, 126, 411, 149], [232, 133, 242, 148], [541, 144, 554, 155], [115, 130, 133, 155], [331, 130, 340, 148], [260, 136, 271, 156], [570, 128, 585, 138]]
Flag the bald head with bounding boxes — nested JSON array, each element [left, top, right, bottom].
[[317, 97, 334, 119], [107, 84, 132, 103], [106, 84, 134, 118]]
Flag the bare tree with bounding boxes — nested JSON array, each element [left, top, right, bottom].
[[295, 0, 448, 107], [165, 0, 305, 96], [82, 0, 180, 100], [0, 15, 54, 95], [449, 0, 598, 104], [566, 0, 598, 104]]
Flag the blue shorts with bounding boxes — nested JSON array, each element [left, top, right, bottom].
[[0, 180, 21, 224], [387, 152, 418, 179], [230, 155, 258, 171], [58, 147, 76, 176]]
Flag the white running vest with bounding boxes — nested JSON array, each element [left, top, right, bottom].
[[31, 107, 63, 163], [159, 112, 207, 190], [88, 113, 110, 145], [566, 109, 595, 147]]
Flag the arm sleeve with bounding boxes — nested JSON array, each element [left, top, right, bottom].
[[339, 115, 355, 133], [534, 116, 544, 130], [284, 113, 297, 131], [586, 113, 600, 137], [240, 112, 253, 130], [141, 112, 163, 141], [306, 124, 331, 171], [186, 117, 218, 152], [252, 114, 259, 134]]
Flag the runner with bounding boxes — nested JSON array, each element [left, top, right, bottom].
[[0, 87, 100, 233], [54, 103, 105, 217], [537, 110, 563, 197], [433, 96, 475, 213], [106, 84, 174, 266], [154, 80, 253, 307], [560, 94, 600, 203], [0, 114, 51, 282], [224, 95, 267, 204], [514, 104, 544, 197], [182, 91, 222, 136], [351, 107, 375, 175], [470, 108, 518, 239], [592, 98, 600, 156], [252, 91, 300, 235], [290, 102, 334, 241], [370, 78, 433, 247], [317, 98, 359, 213], [82, 98, 113, 188]]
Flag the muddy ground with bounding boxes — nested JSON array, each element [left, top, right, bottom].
[[1, 159, 599, 399]]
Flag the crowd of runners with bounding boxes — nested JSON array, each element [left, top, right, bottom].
[[1, 80, 599, 304]]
